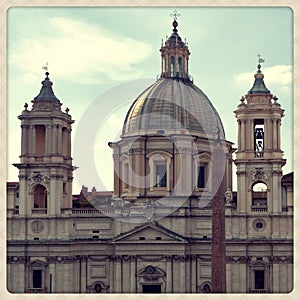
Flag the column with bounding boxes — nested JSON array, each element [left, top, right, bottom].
[[52, 124, 57, 154], [45, 125, 52, 155], [272, 119, 278, 150], [179, 257, 186, 292], [265, 119, 271, 150], [272, 263, 280, 293], [277, 120, 281, 150], [115, 257, 121, 293], [48, 264, 56, 293], [32, 125, 36, 155], [240, 120, 245, 150], [166, 256, 172, 293], [67, 128, 72, 157], [113, 153, 120, 197], [80, 256, 87, 293], [57, 125, 62, 155], [21, 125, 27, 155], [109, 258, 114, 293], [237, 120, 241, 149], [130, 256, 136, 293], [249, 120, 254, 152]]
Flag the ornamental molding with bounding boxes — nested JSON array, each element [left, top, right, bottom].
[[7, 256, 29, 264], [226, 256, 250, 263], [269, 256, 293, 264], [29, 172, 50, 186], [247, 168, 271, 182], [33, 100, 61, 111], [139, 255, 164, 262], [50, 174, 64, 179]]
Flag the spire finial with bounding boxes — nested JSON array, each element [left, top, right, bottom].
[[170, 10, 180, 32], [257, 54, 265, 71], [42, 63, 50, 79]]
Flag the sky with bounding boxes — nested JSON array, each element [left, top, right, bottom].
[[6, 7, 293, 193]]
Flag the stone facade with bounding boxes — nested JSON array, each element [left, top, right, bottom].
[[7, 20, 293, 294]]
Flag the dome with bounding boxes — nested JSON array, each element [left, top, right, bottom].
[[122, 19, 225, 140], [122, 77, 225, 139]]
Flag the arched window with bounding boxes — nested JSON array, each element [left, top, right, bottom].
[[202, 283, 211, 293], [252, 182, 267, 207], [35, 125, 45, 155], [170, 56, 175, 76], [178, 57, 182, 75], [33, 185, 47, 209]]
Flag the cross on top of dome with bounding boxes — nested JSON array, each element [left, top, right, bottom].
[[170, 9, 181, 21]]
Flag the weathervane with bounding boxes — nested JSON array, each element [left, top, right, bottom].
[[42, 62, 49, 72], [257, 54, 265, 64], [170, 9, 181, 21]]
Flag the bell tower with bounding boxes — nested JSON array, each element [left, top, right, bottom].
[[14, 72, 75, 216], [234, 62, 286, 214]]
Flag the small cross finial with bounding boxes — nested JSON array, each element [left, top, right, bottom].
[[170, 9, 181, 21]]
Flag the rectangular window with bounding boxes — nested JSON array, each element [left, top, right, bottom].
[[155, 164, 167, 187], [33, 270, 42, 288], [197, 165, 205, 188], [255, 270, 265, 289]]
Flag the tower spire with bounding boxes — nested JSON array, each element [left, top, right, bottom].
[[34, 72, 60, 101], [248, 56, 270, 95]]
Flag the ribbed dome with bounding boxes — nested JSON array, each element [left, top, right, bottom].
[[122, 78, 225, 139]]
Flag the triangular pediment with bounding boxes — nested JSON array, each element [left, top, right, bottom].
[[28, 260, 48, 267], [111, 223, 187, 243]]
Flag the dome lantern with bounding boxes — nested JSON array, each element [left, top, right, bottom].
[[160, 15, 191, 81]]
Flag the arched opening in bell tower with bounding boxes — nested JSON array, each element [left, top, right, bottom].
[[33, 184, 47, 209], [252, 182, 267, 211], [35, 125, 45, 155], [254, 119, 264, 157]]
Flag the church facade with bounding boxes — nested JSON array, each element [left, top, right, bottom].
[[7, 19, 293, 294]]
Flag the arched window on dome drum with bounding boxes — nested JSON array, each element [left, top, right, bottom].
[[197, 165, 205, 188], [252, 182, 267, 211], [178, 57, 182, 76], [148, 152, 171, 191], [33, 184, 47, 209], [170, 56, 175, 77]]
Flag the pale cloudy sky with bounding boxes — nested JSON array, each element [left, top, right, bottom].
[[7, 7, 293, 193]]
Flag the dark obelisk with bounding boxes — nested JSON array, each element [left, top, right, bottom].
[[211, 133, 226, 293]]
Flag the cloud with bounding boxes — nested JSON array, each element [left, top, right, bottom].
[[234, 64, 292, 93], [10, 17, 152, 83]]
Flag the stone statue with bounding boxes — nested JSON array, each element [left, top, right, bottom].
[[225, 188, 233, 204]]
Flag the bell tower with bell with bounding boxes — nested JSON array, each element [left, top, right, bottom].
[[234, 57, 286, 214]]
